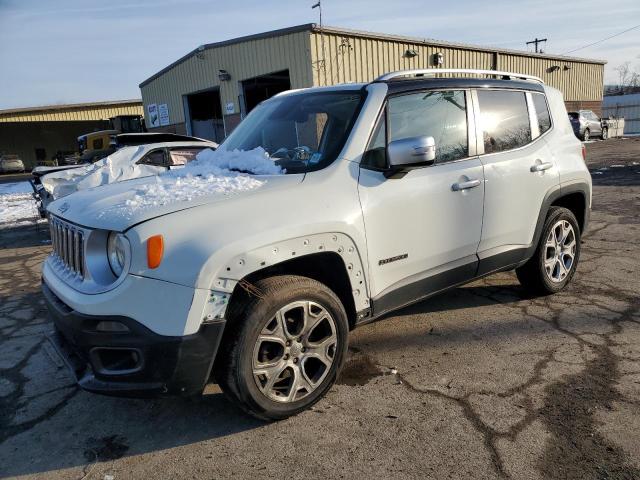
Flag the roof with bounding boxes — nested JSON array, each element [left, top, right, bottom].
[[139, 23, 607, 88], [0, 99, 142, 116]]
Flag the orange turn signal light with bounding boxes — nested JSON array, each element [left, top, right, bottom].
[[147, 235, 164, 269]]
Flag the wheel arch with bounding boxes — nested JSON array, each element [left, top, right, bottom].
[[526, 181, 590, 260], [210, 233, 370, 330]]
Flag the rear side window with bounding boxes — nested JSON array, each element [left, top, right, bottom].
[[477, 90, 531, 153], [531, 93, 552, 134], [388, 90, 468, 163], [169, 148, 206, 166]]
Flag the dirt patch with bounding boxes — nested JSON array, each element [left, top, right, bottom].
[[84, 435, 129, 462], [337, 350, 383, 386], [538, 344, 640, 479]]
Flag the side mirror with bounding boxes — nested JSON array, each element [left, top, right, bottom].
[[387, 136, 436, 170]]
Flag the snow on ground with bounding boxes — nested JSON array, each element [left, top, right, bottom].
[[0, 181, 42, 228], [100, 147, 283, 220]]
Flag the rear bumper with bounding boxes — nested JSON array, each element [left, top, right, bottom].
[[42, 281, 225, 398]]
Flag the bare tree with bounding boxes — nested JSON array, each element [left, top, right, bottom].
[[610, 62, 640, 95]]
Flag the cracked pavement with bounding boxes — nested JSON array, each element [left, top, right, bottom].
[[1, 138, 639, 479]]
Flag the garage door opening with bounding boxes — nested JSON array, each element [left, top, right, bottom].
[[185, 89, 225, 143], [241, 70, 291, 113]]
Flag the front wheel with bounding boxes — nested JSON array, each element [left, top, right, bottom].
[[215, 275, 349, 420], [516, 207, 581, 295]]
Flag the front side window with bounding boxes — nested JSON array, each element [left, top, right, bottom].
[[222, 91, 364, 173], [388, 90, 468, 163], [477, 90, 531, 153], [140, 149, 166, 166], [531, 93, 552, 134]]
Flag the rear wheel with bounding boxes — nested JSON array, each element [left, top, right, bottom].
[[215, 275, 349, 420], [516, 207, 581, 295], [601, 127, 608, 140]]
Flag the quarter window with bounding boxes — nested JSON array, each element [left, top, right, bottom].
[[388, 90, 468, 163], [531, 93, 552, 135], [477, 90, 531, 153], [361, 112, 387, 169]]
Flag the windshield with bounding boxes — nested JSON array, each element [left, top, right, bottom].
[[222, 90, 365, 173]]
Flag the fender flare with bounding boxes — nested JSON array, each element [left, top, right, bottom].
[[208, 232, 371, 314], [524, 180, 591, 260]]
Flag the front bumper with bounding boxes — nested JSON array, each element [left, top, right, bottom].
[[43, 282, 225, 397]]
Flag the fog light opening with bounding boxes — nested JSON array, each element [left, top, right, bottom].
[[95, 321, 130, 333], [91, 348, 142, 374]]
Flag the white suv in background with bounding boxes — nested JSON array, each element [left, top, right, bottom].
[[42, 69, 591, 420]]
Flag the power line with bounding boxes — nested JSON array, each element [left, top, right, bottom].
[[561, 23, 640, 55]]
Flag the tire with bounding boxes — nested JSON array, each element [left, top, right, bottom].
[[601, 127, 608, 140], [214, 275, 349, 420], [516, 207, 581, 295], [583, 129, 590, 141]]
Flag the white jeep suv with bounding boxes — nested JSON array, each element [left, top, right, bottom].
[[43, 69, 591, 419]]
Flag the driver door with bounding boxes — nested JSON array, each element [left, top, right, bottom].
[[358, 90, 484, 313]]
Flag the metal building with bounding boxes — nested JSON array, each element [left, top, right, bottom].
[[0, 100, 143, 167], [139, 23, 606, 142]]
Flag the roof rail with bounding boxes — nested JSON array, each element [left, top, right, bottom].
[[375, 68, 544, 83]]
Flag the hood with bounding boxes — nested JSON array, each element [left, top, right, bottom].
[[48, 172, 303, 231]]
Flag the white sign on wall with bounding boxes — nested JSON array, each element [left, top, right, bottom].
[[225, 102, 235, 114], [147, 103, 160, 127], [158, 103, 170, 126]]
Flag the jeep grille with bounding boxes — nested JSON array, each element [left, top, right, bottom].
[[49, 216, 85, 278]]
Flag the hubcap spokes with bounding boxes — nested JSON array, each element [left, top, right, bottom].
[[544, 220, 576, 283], [252, 300, 337, 403]]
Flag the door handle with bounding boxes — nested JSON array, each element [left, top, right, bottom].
[[451, 179, 481, 191], [530, 161, 553, 172]]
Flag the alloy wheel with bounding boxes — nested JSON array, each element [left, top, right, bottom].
[[544, 220, 577, 283], [252, 300, 338, 403]]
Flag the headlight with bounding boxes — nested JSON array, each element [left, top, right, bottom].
[[106, 232, 129, 277]]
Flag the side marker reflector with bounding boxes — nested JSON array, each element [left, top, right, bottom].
[[147, 235, 164, 269]]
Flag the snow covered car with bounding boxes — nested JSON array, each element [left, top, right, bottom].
[[33, 140, 217, 217]]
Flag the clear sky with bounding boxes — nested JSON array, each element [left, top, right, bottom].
[[0, 0, 638, 109]]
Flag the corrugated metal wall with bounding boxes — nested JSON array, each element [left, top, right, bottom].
[[311, 32, 493, 86], [310, 32, 603, 102], [0, 102, 143, 123], [603, 93, 640, 134], [498, 54, 603, 101], [140, 30, 313, 127]]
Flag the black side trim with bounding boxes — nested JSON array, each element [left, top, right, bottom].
[[367, 260, 478, 323], [476, 248, 528, 277]]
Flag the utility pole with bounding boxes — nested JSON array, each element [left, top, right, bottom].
[[312, 1, 326, 75], [526, 37, 547, 53]]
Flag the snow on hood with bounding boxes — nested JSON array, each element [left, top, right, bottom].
[[49, 147, 290, 231]]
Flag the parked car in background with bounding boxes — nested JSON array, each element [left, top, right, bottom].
[[568, 110, 607, 140], [32, 140, 217, 217], [31, 133, 212, 205], [42, 69, 591, 420], [0, 154, 26, 173]]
